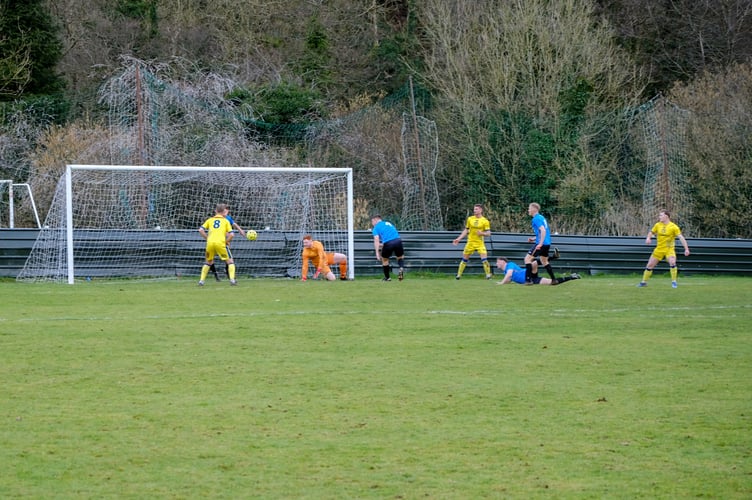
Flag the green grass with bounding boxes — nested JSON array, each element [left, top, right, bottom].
[[1, 275, 750, 498]]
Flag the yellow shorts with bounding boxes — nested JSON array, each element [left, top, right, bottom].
[[205, 241, 230, 262], [463, 241, 488, 255], [651, 248, 676, 262]]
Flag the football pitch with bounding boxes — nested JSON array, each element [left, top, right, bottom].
[[1, 275, 750, 498]]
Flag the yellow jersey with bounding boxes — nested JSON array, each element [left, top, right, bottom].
[[651, 221, 682, 253], [465, 215, 490, 245], [202, 216, 233, 244]]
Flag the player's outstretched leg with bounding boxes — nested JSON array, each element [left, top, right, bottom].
[[553, 273, 581, 285]]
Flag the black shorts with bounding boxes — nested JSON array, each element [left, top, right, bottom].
[[382, 238, 404, 259], [528, 244, 550, 258]]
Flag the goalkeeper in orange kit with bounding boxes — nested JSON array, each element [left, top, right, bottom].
[[300, 235, 348, 281]]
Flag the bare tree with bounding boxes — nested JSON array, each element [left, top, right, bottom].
[[413, 0, 644, 231], [0, 37, 32, 98], [595, 0, 752, 96], [669, 63, 752, 238]]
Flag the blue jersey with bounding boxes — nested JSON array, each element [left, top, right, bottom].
[[225, 214, 236, 233], [531, 213, 551, 245], [505, 261, 527, 284], [372, 220, 400, 243]]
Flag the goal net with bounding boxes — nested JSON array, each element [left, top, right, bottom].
[[633, 96, 692, 230], [17, 165, 354, 283], [400, 112, 442, 230]]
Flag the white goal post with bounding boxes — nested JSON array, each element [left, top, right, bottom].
[[17, 165, 354, 284], [1, 180, 42, 228]]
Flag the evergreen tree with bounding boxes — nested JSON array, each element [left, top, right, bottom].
[[0, 0, 65, 99]]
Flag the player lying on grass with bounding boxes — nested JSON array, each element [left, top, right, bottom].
[[495, 256, 580, 286], [300, 235, 348, 281]]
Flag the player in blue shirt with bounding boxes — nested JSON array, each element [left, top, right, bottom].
[[496, 257, 580, 286], [524, 202, 557, 282], [371, 214, 405, 281]]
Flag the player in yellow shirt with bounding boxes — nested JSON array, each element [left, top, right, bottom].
[[452, 204, 493, 279], [638, 210, 690, 288], [208, 205, 247, 281], [198, 203, 237, 286], [300, 235, 348, 281]]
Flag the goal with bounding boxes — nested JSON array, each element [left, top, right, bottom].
[[0, 180, 42, 228], [17, 165, 354, 284]]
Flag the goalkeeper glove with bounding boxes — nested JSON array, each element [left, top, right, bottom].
[[313, 269, 321, 279]]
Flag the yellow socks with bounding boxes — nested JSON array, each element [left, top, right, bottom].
[[457, 261, 467, 276], [642, 269, 653, 282]]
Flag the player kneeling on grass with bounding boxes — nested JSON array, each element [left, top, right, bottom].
[[198, 203, 237, 286], [301, 235, 348, 281], [495, 256, 580, 286]]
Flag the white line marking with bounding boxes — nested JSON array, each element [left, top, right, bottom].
[[2, 304, 748, 324]]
